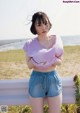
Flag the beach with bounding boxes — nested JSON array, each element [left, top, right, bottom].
[[0, 46, 80, 79]]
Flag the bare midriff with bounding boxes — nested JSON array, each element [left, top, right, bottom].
[[33, 65, 57, 72]]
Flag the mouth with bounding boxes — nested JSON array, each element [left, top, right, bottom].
[[42, 31, 46, 33]]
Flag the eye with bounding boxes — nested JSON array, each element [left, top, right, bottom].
[[35, 22, 41, 27], [45, 22, 48, 25], [45, 21, 48, 25], [43, 20, 48, 25], [36, 24, 41, 26]]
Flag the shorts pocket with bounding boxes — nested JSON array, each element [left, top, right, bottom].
[[55, 72, 62, 83], [54, 72, 62, 92]]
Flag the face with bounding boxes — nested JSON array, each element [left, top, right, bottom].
[[34, 19, 50, 35]]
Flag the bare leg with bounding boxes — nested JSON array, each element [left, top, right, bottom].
[[47, 93, 62, 113], [29, 96, 44, 113]]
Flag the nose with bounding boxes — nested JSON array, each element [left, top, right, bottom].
[[41, 24, 46, 29]]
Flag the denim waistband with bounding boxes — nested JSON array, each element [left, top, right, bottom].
[[32, 70, 57, 75]]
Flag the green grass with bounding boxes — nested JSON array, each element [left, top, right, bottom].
[[0, 49, 29, 79], [0, 49, 25, 62]]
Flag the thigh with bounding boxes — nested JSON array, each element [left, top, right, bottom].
[[29, 96, 44, 113], [47, 93, 62, 113]]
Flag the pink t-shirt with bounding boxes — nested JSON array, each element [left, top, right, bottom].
[[23, 35, 63, 69]]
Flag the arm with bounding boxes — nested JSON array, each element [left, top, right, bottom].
[[54, 35, 63, 66], [52, 55, 63, 66], [25, 52, 36, 69], [53, 49, 63, 66], [54, 58, 62, 66]]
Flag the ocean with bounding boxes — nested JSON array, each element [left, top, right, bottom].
[[61, 35, 80, 46], [0, 35, 80, 51]]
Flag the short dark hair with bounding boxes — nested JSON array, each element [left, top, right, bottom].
[[30, 11, 52, 35]]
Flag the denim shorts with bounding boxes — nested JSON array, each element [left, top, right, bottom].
[[29, 70, 62, 98]]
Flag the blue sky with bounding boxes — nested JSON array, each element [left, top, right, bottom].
[[0, 0, 80, 40]]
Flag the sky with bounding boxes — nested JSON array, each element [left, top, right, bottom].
[[0, 0, 80, 40]]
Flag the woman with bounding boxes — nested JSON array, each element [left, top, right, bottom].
[[23, 11, 63, 113]]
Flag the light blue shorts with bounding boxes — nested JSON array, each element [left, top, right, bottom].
[[29, 70, 62, 98]]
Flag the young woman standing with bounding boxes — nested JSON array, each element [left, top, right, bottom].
[[23, 11, 63, 113]]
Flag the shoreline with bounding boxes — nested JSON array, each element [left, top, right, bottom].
[[0, 45, 80, 52]]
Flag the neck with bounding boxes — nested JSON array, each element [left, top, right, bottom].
[[38, 34, 49, 41]]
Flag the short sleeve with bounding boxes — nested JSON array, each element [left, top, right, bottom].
[[23, 38, 33, 56], [23, 42, 28, 53], [55, 35, 64, 57]]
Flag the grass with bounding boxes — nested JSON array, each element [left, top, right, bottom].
[[0, 49, 25, 62], [0, 49, 30, 79], [0, 46, 80, 113], [58, 45, 80, 76]]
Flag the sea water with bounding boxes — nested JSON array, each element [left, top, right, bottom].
[[0, 35, 80, 51]]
